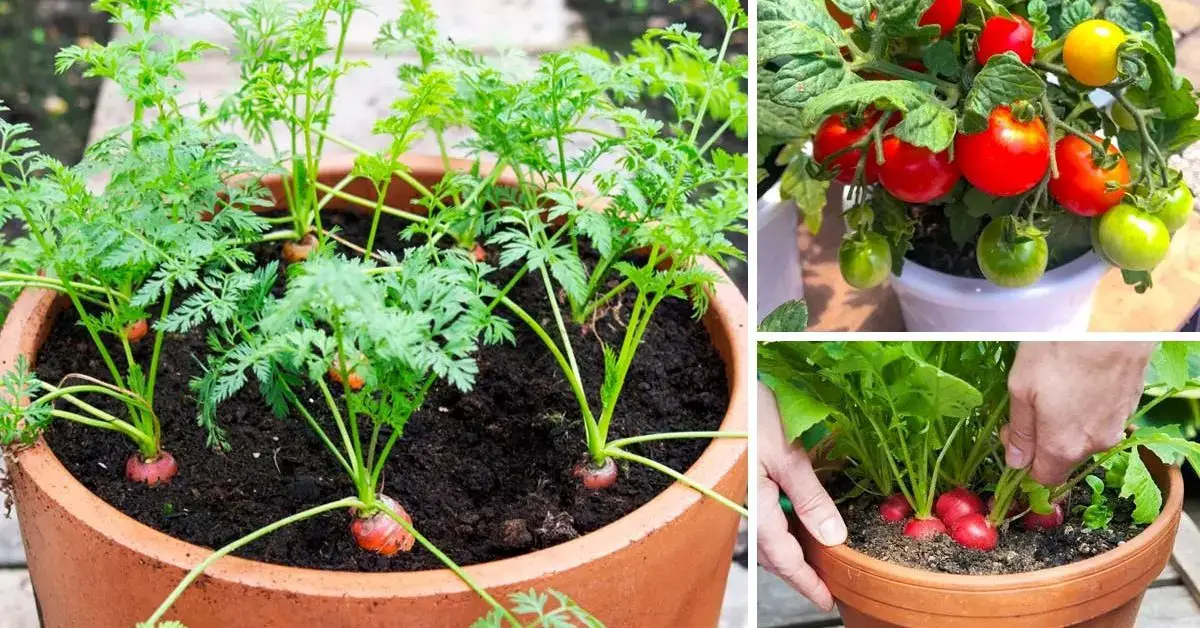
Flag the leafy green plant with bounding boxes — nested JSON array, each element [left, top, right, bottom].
[[760, 0, 1199, 292], [759, 340, 1200, 553], [0, 0, 274, 483], [257, 0, 750, 509]]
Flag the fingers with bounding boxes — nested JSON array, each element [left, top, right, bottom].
[[758, 473, 835, 612], [773, 449, 847, 547], [1005, 376, 1036, 471]]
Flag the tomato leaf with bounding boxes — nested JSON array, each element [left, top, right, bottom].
[[760, 300, 809, 332], [1025, 0, 1053, 49], [758, 73, 810, 142], [1105, 0, 1175, 66], [878, 0, 940, 38], [1121, 269, 1153, 293], [1119, 449, 1162, 525], [962, 53, 1045, 134], [1082, 475, 1114, 530], [922, 40, 961, 79], [1058, 0, 1095, 33], [780, 154, 831, 233]]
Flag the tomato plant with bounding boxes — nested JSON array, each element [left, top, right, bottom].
[[761, 0, 1197, 292], [956, 105, 1049, 197], [1049, 135, 1130, 217], [977, 15, 1035, 65], [976, 218, 1048, 288], [1063, 20, 1127, 87]]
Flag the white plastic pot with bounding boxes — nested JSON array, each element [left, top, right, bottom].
[[890, 253, 1111, 332], [757, 185, 805, 324], [832, 187, 1112, 332]]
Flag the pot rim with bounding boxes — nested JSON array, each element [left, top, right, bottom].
[[890, 252, 1110, 306], [1, 154, 749, 600], [806, 458, 1183, 592]]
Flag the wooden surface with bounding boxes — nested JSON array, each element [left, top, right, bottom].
[[799, 187, 1200, 332], [759, 560, 1200, 627]]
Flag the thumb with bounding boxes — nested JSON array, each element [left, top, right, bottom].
[[1005, 388, 1036, 470], [772, 448, 847, 547]]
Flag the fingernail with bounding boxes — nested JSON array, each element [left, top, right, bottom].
[[1007, 445, 1027, 469], [818, 517, 847, 546]]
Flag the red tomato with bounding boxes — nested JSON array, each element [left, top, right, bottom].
[[977, 15, 1035, 65], [827, 1, 853, 28], [1049, 135, 1130, 216], [919, 0, 963, 38], [814, 112, 884, 184], [956, 106, 1049, 197], [878, 137, 961, 203]]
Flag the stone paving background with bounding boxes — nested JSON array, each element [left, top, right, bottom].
[[0, 1, 749, 626]]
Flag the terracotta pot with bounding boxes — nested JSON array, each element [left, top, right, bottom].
[[1, 156, 749, 627], [797, 449, 1184, 627]]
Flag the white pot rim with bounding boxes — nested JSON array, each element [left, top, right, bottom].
[[891, 252, 1111, 309]]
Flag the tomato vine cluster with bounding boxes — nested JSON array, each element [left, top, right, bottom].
[[760, 0, 1200, 292]]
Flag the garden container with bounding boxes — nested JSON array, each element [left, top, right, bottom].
[[833, 190, 1112, 332], [797, 448, 1183, 627], [889, 252, 1111, 332], [0, 156, 749, 628], [757, 185, 804, 324]]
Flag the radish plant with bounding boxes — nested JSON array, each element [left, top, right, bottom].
[[0, 0, 274, 483], [760, 341, 1200, 552]]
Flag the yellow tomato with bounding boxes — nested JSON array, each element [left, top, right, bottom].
[[1064, 20, 1127, 87]]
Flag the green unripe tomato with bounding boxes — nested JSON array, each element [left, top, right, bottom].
[[838, 234, 892, 290], [1110, 101, 1138, 131], [1096, 204, 1171, 271], [976, 219, 1048, 288], [1157, 183, 1195, 233]]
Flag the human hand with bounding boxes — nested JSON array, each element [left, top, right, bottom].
[[757, 383, 846, 611], [1003, 342, 1155, 485]]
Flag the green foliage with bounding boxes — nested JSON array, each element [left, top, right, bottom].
[[0, 0, 272, 458], [759, 299, 809, 332], [760, 341, 1200, 530], [758, 0, 1200, 290], [472, 590, 604, 628]]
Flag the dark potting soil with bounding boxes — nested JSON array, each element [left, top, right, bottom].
[[904, 205, 987, 280], [36, 212, 732, 572], [836, 480, 1143, 575]]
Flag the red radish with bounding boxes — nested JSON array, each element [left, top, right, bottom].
[[1021, 502, 1066, 531], [350, 494, 416, 556], [282, 233, 318, 263], [125, 319, 149, 343], [573, 458, 618, 490], [903, 517, 948, 540], [879, 494, 912, 522], [328, 357, 366, 391], [125, 451, 178, 486], [472, 244, 487, 262], [986, 494, 1022, 519], [935, 487, 984, 525], [950, 513, 998, 550]]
